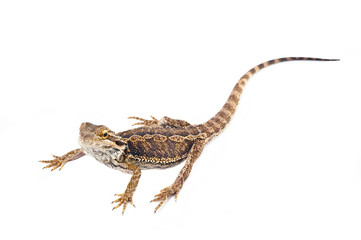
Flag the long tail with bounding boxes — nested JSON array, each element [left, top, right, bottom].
[[199, 57, 339, 142]]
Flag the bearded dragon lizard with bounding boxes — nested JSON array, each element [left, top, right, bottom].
[[40, 57, 338, 213]]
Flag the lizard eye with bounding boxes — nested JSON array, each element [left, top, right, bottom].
[[101, 130, 109, 139]]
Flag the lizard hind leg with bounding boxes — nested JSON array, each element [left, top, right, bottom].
[[150, 140, 205, 213]]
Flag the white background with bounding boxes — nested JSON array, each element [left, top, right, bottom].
[[0, 1, 360, 239]]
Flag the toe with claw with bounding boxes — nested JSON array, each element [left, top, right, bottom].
[[128, 116, 159, 127], [151, 185, 180, 213], [40, 148, 84, 171], [40, 155, 69, 171], [112, 192, 135, 214]]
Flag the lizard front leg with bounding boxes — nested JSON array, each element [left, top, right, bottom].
[[151, 139, 205, 213], [40, 148, 85, 171], [128, 116, 160, 127], [112, 161, 142, 214], [129, 116, 191, 128]]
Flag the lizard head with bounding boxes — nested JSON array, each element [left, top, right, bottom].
[[78, 122, 127, 163]]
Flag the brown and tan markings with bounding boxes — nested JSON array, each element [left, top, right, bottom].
[[40, 57, 339, 213]]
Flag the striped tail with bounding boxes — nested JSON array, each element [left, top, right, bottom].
[[200, 57, 339, 142]]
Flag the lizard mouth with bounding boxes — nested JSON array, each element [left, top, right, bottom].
[[78, 122, 127, 164]]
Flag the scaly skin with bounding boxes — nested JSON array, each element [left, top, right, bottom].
[[41, 57, 339, 213]]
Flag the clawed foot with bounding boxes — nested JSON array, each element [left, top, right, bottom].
[[40, 149, 84, 171], [112, 192, 135, 214], [40, 155, 69, 171], [151, 185, 180, 213], [128, 116, 159, 127]]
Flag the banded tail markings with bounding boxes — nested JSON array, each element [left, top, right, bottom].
[[201, 57, 339, 140]]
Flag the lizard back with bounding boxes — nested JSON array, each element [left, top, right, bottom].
[[117, 126, 204, 169]]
